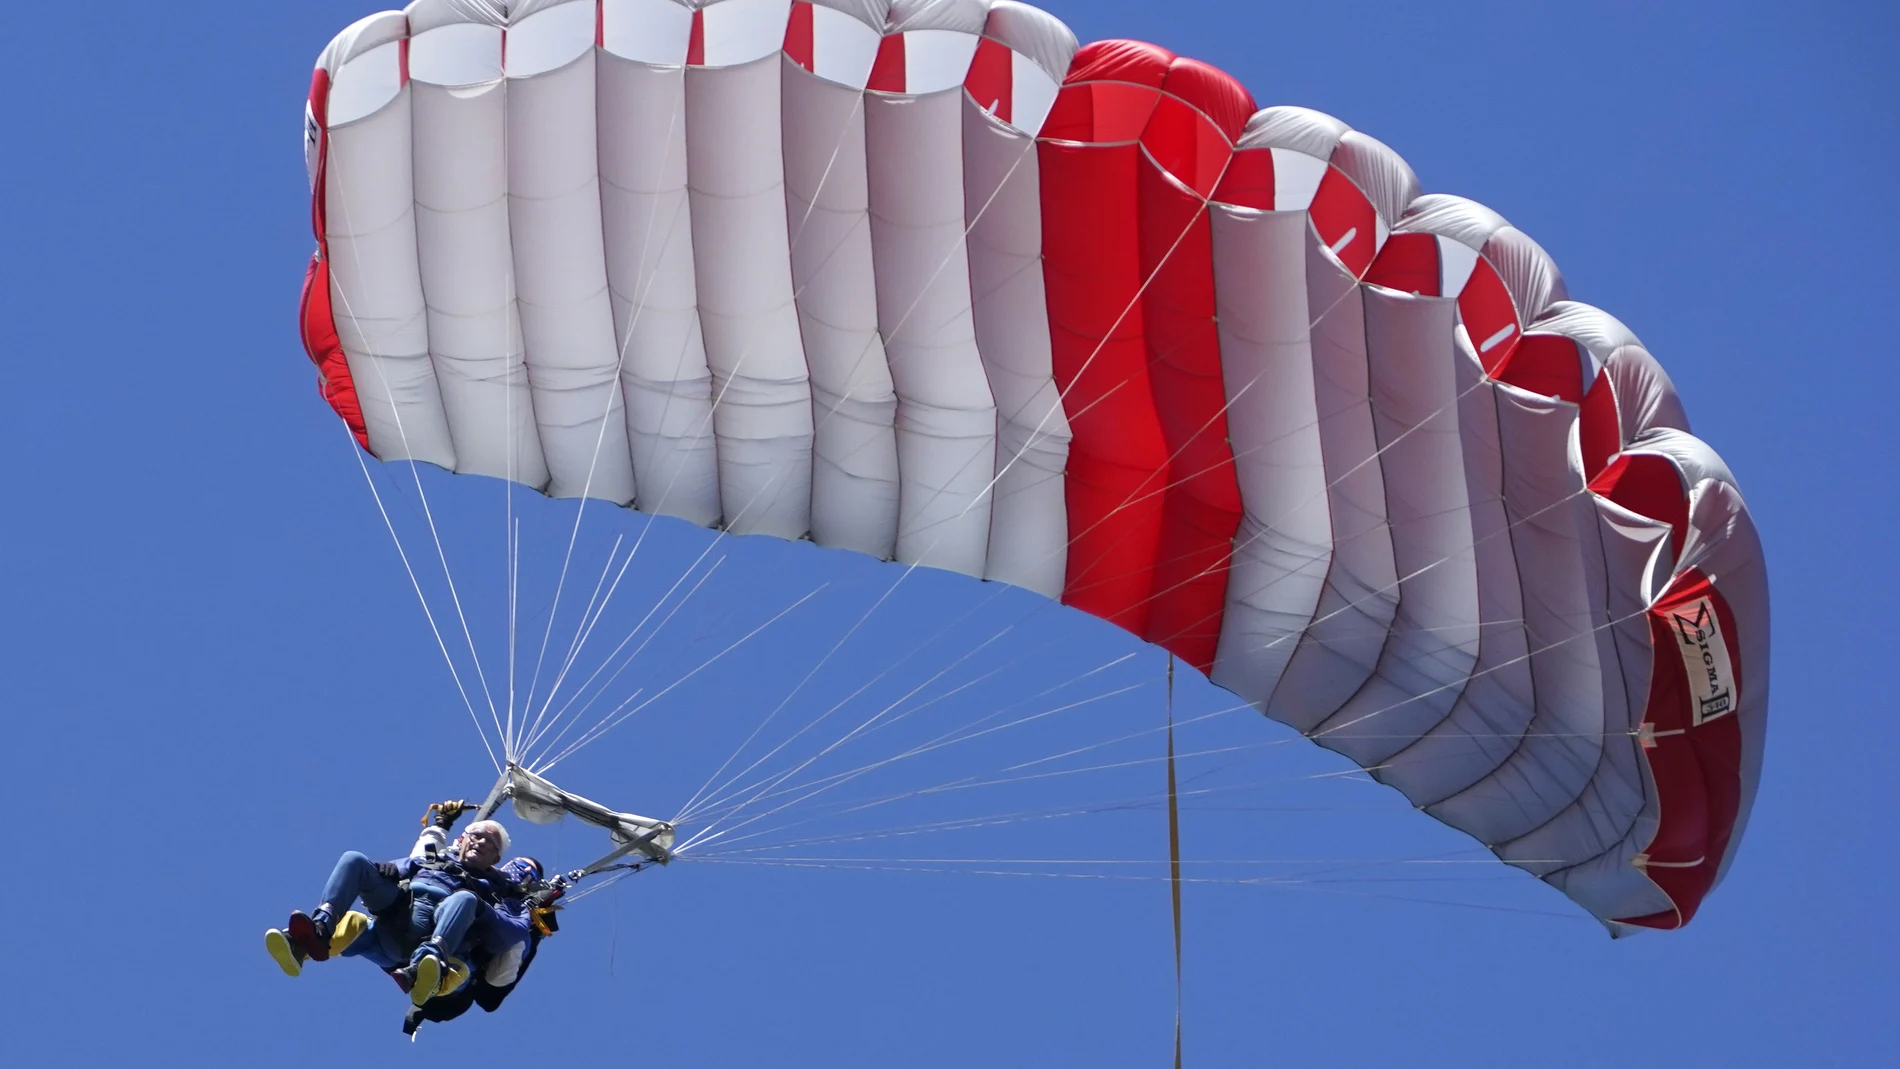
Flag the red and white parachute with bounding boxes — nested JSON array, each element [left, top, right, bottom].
[[298, 0, 1767, 932]]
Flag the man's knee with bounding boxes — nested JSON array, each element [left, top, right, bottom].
[[338, 850, 372, 869]]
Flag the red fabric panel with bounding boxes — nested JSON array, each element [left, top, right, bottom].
[[1211, 147, 1274, 210], [1062, 38, 1173, 88], [1134, 62, 1250, 671], [783, 2, 814, 71], [964, 36, 1013, 123], [301, 254, 369, 449], [687, 9, 705, 66], [1309, 167, 1378, 277], [301, 68, 368, 449], [1589, 453, 1688, 554], [1495, 333, 1586, 403], [1156, 59, 1254, 142], [1040, 41, 1174, 635], [1364, 232, 1440, 296], [596, 1, 604, 48], [1459, 257, 1520, 372], [868, 33, 905, 92], [1578, 367, 1620, 481], [1616, 572, 1745, 930]]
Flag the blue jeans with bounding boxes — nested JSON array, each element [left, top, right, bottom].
[[320, 852, 478, 968]]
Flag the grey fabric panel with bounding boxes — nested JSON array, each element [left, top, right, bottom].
[[963, 100, 1068, 596], [1206, 207, 1331, 707], [324, 86, 458, 470], [598, 55, 722, 525], [1481, 226, 1569, 318], [1332, 131, 1417, 232], [508, 51, 638, 502], [886, 0, 990, 34], [685, 56, 816, 536], [1234, 106, 1347, 158], [1429, 387, 1604, 844], [1263, 255, 1396, 732], [1380, 356, 1535, 806], [410, 77, 552, 488], [406, 0, 508, 34], [1313, 290, 1481, 766], [981, 1, 1077, 83], [783, 64, 901, 557], [809, 0, 889, 27], [868, 88, 997, 576]]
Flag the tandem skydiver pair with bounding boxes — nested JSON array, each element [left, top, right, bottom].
[[266, 800, 565, 1033]]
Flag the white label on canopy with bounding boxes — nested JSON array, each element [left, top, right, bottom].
[[1669, 596, 1738, 726]]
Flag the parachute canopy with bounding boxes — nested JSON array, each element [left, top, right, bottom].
[[299, 0, 1768, 933]]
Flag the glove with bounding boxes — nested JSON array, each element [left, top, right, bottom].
[[526, 885, 565, 910], [376, 860, 404, 880], [425, 800, 473, 830]]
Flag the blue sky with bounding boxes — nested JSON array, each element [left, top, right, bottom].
[[2, 0, 1895, 1064]]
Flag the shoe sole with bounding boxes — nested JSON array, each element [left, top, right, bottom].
[[265, 929, 302, 978], [409, 956, 442, 1007], [287, 911, 330, 963]]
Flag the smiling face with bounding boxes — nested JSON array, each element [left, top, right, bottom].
[[456, 823, 505, 869]]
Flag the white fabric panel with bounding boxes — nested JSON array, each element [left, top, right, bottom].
[[602, 0, 694, 65], [508, 49, 637, 502], [323, 76, 457, 469], [888, 0, 989, 33], [1314, 290, 1482, 765], [325, 15, 407, 128], [1269, 148, 1328, 212], [410, 23, 506, 85], [1264, 257, 1396, 733], [507, 0, 598, 78], [1005, 50, 1060, 135], [963, 99, 1066, 596], [406, 0, 506, 34], [808, 2, 884, 87], [1205, 207, 1331, 708], [1382, 357, 1535, 806], [685, 56, 815, 536], [783, 63, 900, 557], [409, 25, 550, 488], [868, 88, 996, 576], [1235, 106, 1347, 159], [901, 30, 983, 93], [703, 0, 794, 67], [1534, 300, 1690, 438], [1430, 387, 1606, 844], [809, 0, 889, 28], [1330, 131, 1418, 244], [1481, 226, 1569, 319], [598, 54, 722, 525], [979, 1, 1073, 84]]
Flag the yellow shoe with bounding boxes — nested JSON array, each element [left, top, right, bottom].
[[408, 954, 442, 1008], [439, 957, 471, 998], [329, 911, 372, 956], [264, 928, 303, 978]]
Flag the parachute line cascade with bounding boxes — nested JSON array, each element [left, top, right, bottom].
[[477, 763, 677, 876], [298, 0, 1768, 935]]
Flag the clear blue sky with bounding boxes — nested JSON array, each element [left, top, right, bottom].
[[3, 1, 1894, 1064]]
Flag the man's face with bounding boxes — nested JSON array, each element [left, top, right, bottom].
[[458, 826, 503, 868]]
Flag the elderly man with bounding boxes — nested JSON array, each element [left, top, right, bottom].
[[266, 802, 538, 1007]]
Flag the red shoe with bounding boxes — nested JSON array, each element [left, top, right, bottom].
[[286, 911, 333, 963]]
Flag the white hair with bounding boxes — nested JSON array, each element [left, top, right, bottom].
[[467, 819, 510, 854]]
